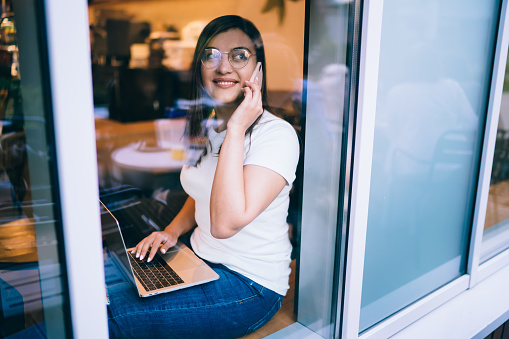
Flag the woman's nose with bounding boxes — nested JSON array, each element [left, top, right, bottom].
[[217, 54, 233, 74]]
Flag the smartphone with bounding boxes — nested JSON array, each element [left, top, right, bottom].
[[249, 62, 263, 87]]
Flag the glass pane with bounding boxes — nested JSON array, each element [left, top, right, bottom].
[[0, 1, 71, 337], [298, 0, 353, 336], [360, 0, 500, 332], [483, 52, 509, 262], [89, 0, 308, 337]]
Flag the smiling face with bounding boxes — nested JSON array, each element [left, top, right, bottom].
[[201, 28, 258, 104]]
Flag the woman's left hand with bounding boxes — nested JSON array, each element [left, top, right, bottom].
[[227, 79, 263, 133]]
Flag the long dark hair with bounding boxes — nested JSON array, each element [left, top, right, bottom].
[[187, 15, 269, 163]]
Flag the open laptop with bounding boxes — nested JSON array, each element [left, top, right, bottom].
[[100, 199, 219, 297]]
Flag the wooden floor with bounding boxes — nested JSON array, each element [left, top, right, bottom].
[[485, 180, 509, 229], [238, 260, 297, 339]]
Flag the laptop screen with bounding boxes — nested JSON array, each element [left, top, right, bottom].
[[100, 200, 136, 282]]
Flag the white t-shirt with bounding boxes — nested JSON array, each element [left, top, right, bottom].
[[180, 111, 300, 295]]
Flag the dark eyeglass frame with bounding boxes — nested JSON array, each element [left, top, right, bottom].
[[200, 47, 256, 69]]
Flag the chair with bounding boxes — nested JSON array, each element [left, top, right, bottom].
[[108, 68, 180, 123], [0, 131, 28, 216], [491, 129, 509, 185], [0, 131, 41, 336]]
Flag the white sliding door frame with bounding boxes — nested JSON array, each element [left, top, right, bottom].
[[44, 0, 108, 338], [468, 0, 509, 287], [340, 0, 383, 337]]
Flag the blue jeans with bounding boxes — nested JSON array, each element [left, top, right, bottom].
[[105, 245, 284, 338]]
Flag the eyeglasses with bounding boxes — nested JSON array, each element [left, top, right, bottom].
[[200, 48, 255, 69]]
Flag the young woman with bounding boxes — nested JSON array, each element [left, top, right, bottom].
[[107, 15, 300, 338]]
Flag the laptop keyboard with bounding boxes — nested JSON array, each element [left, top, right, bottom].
[[128, 251, 184, 291]]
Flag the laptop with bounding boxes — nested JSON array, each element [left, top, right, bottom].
[[100, 199, 219, 297]]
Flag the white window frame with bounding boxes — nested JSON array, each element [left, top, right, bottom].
[[341, 0, 383, 337], [44, 0, 108, 338], [469, 0, 509, 287], [342, 0, 509, 337]]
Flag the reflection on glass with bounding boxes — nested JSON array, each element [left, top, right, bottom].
[[298, 1, 351, 336], [483, 53, 509, 262], [360, 0, 500, 332], [90, 0, 305, 336], [0, 1, 70, 337]]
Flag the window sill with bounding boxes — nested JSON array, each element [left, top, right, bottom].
[[391, 255, 509, 339]]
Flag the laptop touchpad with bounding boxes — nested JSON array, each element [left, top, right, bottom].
[[161, 248, 203, 271]]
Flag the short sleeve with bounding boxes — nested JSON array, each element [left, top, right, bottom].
[[244, 117, 300, 185]]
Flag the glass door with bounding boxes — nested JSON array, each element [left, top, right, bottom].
[[0, 0, 108, 337], [0, 1, 71, 337], [87, 0, 359, 338]]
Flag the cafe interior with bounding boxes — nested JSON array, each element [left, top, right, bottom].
[[89, 0, 304, 194], [0, 0, 307, 337], [89, 0, 305, 337]]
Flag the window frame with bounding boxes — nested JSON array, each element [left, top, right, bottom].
[[469, 0, 509, 286], [340, 0, 383, 337], [341, 0, 509, 337], [43, 0, 108, 337]]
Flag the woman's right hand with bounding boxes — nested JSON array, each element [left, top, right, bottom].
[[130, 229, 178, 262], [227, 79, 263, 134]]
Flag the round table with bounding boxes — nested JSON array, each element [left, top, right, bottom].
[[111, 145, 186, 192]]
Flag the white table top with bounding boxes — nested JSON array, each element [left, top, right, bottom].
[[111, 145, 185, 173]]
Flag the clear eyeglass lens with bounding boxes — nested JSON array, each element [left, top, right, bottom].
[[202, 49, 221, 66], [201, 48, 251, 69], [229, 50, 250, 68]]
